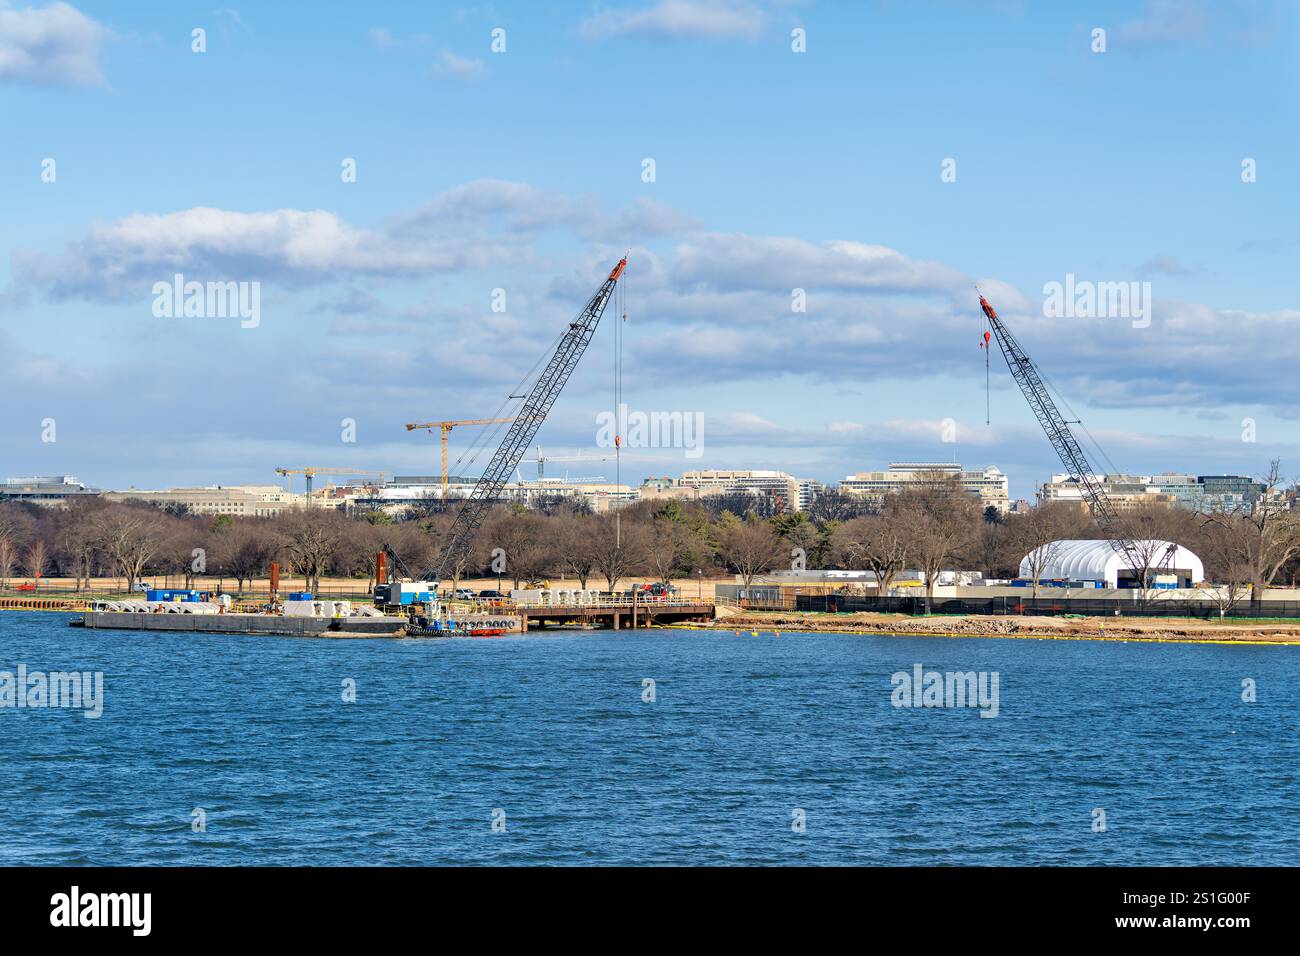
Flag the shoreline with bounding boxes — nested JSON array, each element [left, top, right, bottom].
[[694, 610, 1300, 646], [7, 604, 1300, 646]]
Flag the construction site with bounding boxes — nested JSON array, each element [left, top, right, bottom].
[[0, 266, 1285, 640], [48, 254, 722, 638]]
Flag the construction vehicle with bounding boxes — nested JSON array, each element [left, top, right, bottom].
[[373, 543, 435, 608], [275, 467, 386, 504], [373, 254, 628, 606], [404, 418, 514, 500], [978, 292, 1176, 579]]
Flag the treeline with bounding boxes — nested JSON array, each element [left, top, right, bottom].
[[3, 469, 1300, 595]]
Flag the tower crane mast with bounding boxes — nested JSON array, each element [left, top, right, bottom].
[[977, 292, 1169, 577], [420, 255, 628, 587]]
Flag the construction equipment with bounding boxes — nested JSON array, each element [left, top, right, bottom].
[[978, 292, 1176, 578], [526, 445, 610, 480], [378, 255, 628, 604], [374, 543, 434, 607], [274, 468, 386, 504], [403, 418, 514, 500]]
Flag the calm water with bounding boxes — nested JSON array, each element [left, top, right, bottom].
[[1, 611, 1297, 865]]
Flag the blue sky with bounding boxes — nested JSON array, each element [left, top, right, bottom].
[[1, 0, 1297, 498]]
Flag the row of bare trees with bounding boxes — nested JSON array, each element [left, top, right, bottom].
[[3, 463, 1300, 597]]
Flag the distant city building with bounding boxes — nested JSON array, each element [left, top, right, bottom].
[[390, 475, 477, 487], [349, 477, 635, 515], [644, 470, 822, 512], [0, 476, 99, 508], [1040, 473, 1267, 513], [103, 485, 322, 517], [498, 479, 635, 512], [840, 463, 1010, 514], [5, 475, 83, 486]]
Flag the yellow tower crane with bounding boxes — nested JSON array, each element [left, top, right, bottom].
[[404, 418, 514, 500], [274, 467, 387, 506]]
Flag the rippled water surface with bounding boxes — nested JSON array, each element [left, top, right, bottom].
[[1, 612, 1296, 865]]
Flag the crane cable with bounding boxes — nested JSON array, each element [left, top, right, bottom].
[[452, 325, 569, 475], [1036, 363, 1124, 480]]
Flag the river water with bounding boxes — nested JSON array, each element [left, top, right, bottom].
[[1, 612, 1296, 865]]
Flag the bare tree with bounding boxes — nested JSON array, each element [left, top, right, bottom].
[[718, 519, 785, 588], [1007, 502, 1084, 598], [23, 539, 50, 584], [0, 535, 17, 588], [93, 507, 165, 593], [156, 517, 210, 589], [555, 513, 597, 588], [808, 489, 877, 523], [0, 506, 34, 588], [646, 519, 690, 586], [212, 521, 278, 593], [277, 510, 343, 592], [56, 517, 99, 591], [1216, 461, 1300, 603], [585, 512, 648, 592], [832, 513, 909, 596], [486, 508, 555, 588], [892, 479, 981, 601], [1197, 513, 1253, 618]]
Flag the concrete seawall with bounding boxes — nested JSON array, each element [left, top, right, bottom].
[[76, 611, 406, 638]]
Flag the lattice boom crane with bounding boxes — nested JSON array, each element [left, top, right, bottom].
[[977, 292, 1170, 577], [419, 255, 628, 588]]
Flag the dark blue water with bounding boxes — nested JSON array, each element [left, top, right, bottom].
[[1, 612, 1296, 865]]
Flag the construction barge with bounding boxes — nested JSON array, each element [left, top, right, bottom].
[[69, 596, 718, 637], [73, 610, 411, 638], [70, 602, 716, 638]]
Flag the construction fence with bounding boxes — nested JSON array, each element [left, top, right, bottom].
[[793, 594, 1300, 620]]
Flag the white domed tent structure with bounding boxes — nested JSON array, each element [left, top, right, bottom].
[[1018, 539, 1204, 589]]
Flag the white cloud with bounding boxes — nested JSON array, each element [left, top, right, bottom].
[[7, 181, 701, 302], [432, 49, 484, 79], [11, 204, 519, 298], [579, 0, 765, 41], [0, 1, 107, 86], [669, 234, 969, 294], [11, 177, 1298, 428], [1137, 254, 1195, 277], [1116, 0, 1278, 47], [369, 26, 433, 49], [1119, 0, 1212, 44]]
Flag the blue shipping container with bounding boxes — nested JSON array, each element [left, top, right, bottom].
[[146, 589, 202, 602]]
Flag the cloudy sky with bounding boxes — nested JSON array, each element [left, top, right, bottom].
[[1, 0, 1296, 498]]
